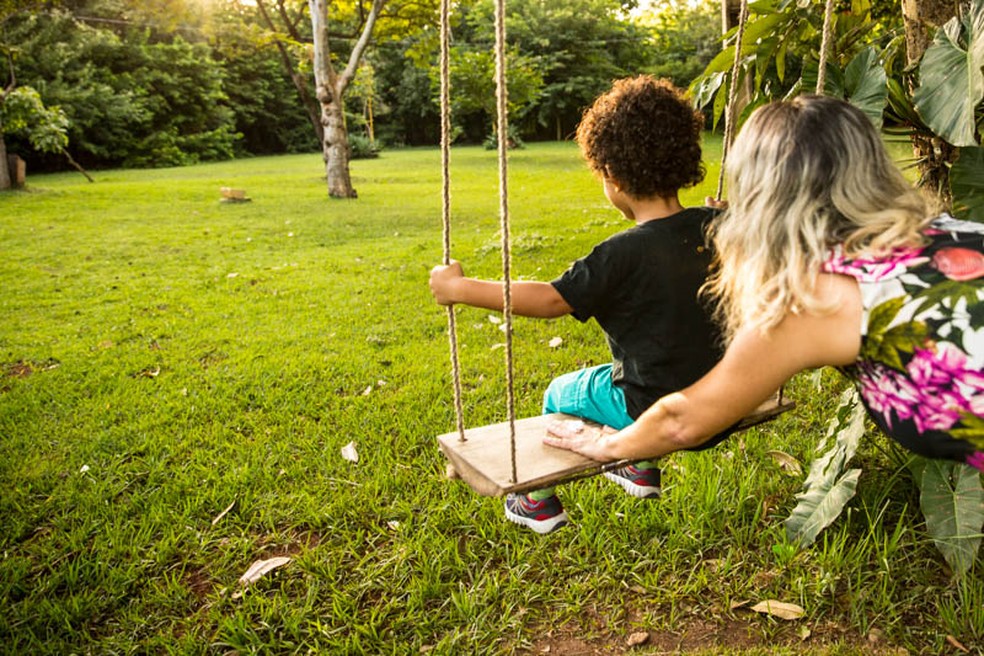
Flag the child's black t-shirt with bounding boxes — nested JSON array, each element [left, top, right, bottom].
[[551, 206, 724, 420]]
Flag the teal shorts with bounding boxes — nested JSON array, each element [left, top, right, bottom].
[[542, 364, 634, 430]]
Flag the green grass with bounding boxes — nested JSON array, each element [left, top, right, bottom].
[[0, 140, 979, 655]]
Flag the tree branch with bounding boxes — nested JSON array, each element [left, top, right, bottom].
[[257, 0, 324, 142], [336, 0, 384, 96], [61, 147, 94, 183], [3, 48, 15, 98], [273, 0, 305, 41]]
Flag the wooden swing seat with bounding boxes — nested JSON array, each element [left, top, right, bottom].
[[437, 393, 795, 497]]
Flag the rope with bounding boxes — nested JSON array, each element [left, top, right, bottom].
[[715, 0, 789, 407], [439, 0, 466, 443], [493, 0, 518, 484], [816, 0, 835, 94], [437, 0, 518, 483], [716, 0, 748, 201]]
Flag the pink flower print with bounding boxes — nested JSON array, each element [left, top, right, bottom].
[[857, 344, 983, 433], [968, 451, 984, 473], [911, 388, 963, 432], [904, 345, 982, 431], [823, 245, 929, 282], [856, 362, 919, 428], [970, 394, 984, 417], [931, 247, 984, 281]]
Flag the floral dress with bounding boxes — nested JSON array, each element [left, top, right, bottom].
[[821, 215, 984, 472]]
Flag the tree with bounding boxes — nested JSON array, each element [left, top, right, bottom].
[[440, 46, 543, 144], [309, 0, 383, 198], [0, 27, 82, 189], [637, 0, 721, 88], [249, 0, 439, 198], [690, 0, 983, 221], [5, 7, 239, 169], [466, 0, 653, 141], [0, 84, 74, 189]]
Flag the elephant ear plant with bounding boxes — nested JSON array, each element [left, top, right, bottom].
[[894, 0, 984, 221], [691, 0, 984, 576], [786, 389, 984, 580]]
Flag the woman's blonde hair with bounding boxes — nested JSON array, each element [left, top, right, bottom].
[[705, 95, 930, 338]]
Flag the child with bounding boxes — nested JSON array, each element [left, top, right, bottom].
[[544, 95, 984, 475], [429, 76, 729, 533]]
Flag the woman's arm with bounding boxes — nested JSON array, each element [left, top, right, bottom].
[[430, 260, 574, 318], [544, 273, 863, 460]]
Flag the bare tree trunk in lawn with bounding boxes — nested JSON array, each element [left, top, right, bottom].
[[308, 0, 384, 199]]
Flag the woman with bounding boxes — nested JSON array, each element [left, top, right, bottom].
[[544, 94, 984, 472]]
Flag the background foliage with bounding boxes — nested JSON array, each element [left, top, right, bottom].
[[1, 0, 719, 170]]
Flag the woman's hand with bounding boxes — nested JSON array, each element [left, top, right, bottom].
[[429, 260, 464, 305], [542, 418, 618, 461]]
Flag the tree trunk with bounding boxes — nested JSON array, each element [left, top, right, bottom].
[[902, 0, 956, 67], [721, 0, 752, 129], [902, 0, 958, 205], [321, 87, 356, 198], [308, 0, 384, 199], [0, 134, 11, 190]]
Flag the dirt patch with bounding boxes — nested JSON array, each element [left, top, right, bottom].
[[1, 358, 60, 391], [524, 616, 912, 655]]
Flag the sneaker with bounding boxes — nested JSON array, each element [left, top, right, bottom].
[[504, 493, 569, 534], [604, 464, 662, 498]]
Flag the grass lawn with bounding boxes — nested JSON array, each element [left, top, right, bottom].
[[0, 140, 980, 655]]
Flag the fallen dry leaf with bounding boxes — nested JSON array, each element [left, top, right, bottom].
[[341, 441, 359, 463], [766, 450, 803, 476], [626, 631, 649, 646], [134, 366, 160, 378], [946, 635, 970, 653], [211, 500, 236, 526], [238, 556, 291, 586], [749, 600, 805, 620]]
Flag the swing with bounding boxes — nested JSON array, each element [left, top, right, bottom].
[[435, 0, 819, 498]]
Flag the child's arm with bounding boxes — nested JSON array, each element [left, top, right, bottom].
[[430, 261, 573, 318]]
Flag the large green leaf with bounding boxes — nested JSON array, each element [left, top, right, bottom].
[[800, 48, 886, 129], [843, 47, 887, 130], [951, 146, 984, 223], [913, 2, 984, 147], [785, 388, 865, 546], [785, 468, 862, 547], [913, 458, 984, 579]]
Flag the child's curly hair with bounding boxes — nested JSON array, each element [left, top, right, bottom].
[[576, 76, 705, 198]]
